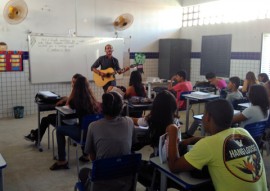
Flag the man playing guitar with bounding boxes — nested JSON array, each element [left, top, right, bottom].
[[91, 44, 129, 92]]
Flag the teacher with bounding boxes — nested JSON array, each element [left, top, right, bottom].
[[91, 44, 129, 92]]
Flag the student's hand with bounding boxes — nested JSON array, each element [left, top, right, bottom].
[[55, 97, 67, 106]]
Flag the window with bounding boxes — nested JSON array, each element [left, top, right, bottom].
[[261, 33, 270, 76], [182, 0, 270, 27]]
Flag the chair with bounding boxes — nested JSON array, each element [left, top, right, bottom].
[[244, 120, 267, 148], [74, 153, 142, 191], [68, 114, 103, 176], [232, 98, 249, 111]]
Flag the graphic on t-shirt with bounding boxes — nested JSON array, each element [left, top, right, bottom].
[[223, 134, 263, 182]]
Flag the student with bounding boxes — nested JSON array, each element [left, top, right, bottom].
[[79, 92, 134, 190], [258, 73, 269, 84], [226, 76, 243, 104], [241, 71, 259, 95], [166, 99, 267, 191], [50, 76, 100, 170], [24, 73, 82, 143], [205, 72, 227, 90], [125, 70, 146, 99], [91, 44, 129, 92], [186, 76, 244, 137], [133, 90, 179, 149], [233, 84, 269, 127], [168, 70, 193, 110], [124, 70, 147, 117]]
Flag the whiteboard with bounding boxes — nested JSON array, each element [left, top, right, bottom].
[[28, 35, 124, 84]]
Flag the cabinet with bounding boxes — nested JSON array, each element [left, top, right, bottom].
[[158, 39, 191, 80]]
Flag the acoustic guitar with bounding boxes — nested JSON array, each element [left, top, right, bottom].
[[93, 67, 131, 87]]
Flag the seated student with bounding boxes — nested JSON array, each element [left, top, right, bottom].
[[132, 90, 179, 151], [24, 73, 82, 143], [124, 70, 147, 117], [166, 99, 268, 191], [79, 92, 134, 191], [258, 73, 269, 84], [124, 70, 146, 99], [232, 84, 269, 128], [168, 70, 193, 110], [241, 71, 259, 95], [50, 76, 101, 170], [186, 76, 244, 137], [205, 72, 227, 90], [226, 76, 243, 104]]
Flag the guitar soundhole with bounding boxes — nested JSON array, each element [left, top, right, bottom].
[[105, 73, 111, 77]]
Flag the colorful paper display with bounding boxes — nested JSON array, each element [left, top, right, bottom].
[[0, 51, 23, 72]]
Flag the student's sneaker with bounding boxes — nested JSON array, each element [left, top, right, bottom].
[[24, 130, 36, 142]]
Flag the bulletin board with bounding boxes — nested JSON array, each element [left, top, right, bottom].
[[28, 35, 124, 84], [0, 51, 23, 72]]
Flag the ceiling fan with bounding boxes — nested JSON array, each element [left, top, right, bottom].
[[3, 0, 28, 25], [113, 13, 134, 35]]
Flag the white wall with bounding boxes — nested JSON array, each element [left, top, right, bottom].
[[180, 19, 270, 84], [0, 0, 181, 118], [180, 20, 270, 52]]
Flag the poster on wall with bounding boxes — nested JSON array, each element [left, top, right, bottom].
[[0, 51, 23, 72]]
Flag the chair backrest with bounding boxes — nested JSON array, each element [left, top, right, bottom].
[[80, 114, 103, 143], [91, 153, 142, 182], [244, 120, 267, 146], [81, 114, 103, 130], [232, 97, 249, 111]]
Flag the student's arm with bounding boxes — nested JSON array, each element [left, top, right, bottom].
[[55, 96, 68, 106], [168, 75, 176, 90], [232, 112, 247, 124], [167, 124, 196, 173], [124, 86, 133, 99], [241, 79, 249, 93], [132, 117, 139, 126]]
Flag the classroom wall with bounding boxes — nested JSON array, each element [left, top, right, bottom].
[[1, 0, 269, 118], [0, 0, 181, 118], [180, 19, 270, 84]]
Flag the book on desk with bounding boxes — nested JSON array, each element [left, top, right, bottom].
[[190, 91, 211, 98]]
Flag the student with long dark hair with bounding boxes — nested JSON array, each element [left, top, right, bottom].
[[24, 73, 82, 143], [125, 70, 146, 99], [241, 71, 259, 94], [233, 84, 269, 127], [50, 76, 100, 170], [133, 90, 179, 148], [79, 92, 134, 190]]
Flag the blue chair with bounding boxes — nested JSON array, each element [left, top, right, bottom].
[[244, 120, 267, 147], [74, 153, 142, 191], [68, 114, 103, 176]]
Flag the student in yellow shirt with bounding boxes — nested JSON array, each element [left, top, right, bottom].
[[166, 99, 267, 191]]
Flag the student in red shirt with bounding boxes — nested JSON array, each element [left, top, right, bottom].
[[168, 70, 193, 110]]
